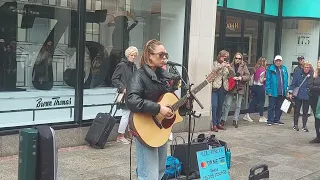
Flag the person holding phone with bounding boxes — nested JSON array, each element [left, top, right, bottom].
[[211, 50, 235, 132]]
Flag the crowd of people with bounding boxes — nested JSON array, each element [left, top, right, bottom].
[[211, 50, 320, 145], [109, 41, 320, 180]]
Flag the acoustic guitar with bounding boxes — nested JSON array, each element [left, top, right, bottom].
[[129, 70, 218, 148]]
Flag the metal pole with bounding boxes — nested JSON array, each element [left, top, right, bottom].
[[74, 0, 86, 126]]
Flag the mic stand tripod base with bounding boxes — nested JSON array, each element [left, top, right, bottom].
[[185, 84, 203, 180]]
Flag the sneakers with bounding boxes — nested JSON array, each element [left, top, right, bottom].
[[293, 125, 299, 131], [243, 113, 253, 122], [267, 122, 273, 126], [259, 117, 268, 123], [273, 121, 284, 125], [302, 127, 309, 132], [117, 137, 130, 144], [233, 120, 238, 128], [309, 137, 320, 144]]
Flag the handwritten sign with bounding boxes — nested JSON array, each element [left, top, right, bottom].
[[196, 147, 230, 180]]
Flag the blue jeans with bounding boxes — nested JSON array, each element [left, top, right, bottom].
[[136, 138, 167, 180], [248, 85, 266, 116], [211, 87, 227, 126], [221, 93, 244, 121], [267, 96, 285, 123]]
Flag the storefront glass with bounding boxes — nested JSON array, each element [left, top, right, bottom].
[[262, 21, 276, 64], [0, 0, 186, 128], [225, 15, 242, 60], [281, 19, 320, 77], [0, 0, 78, 128], [243, 19, 258, 64]]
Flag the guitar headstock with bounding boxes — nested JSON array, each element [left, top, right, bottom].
[[206, 71, 217, 83]]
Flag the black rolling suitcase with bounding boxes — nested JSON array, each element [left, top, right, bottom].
[[85, 94, 120, 149], [35, 125, 58, 180]]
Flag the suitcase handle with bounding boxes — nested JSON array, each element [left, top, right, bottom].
[[109, 92, 122, 115], [249, 164, 269, 180]]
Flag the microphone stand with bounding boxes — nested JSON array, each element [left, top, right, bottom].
[[170, 64, 204, 180]]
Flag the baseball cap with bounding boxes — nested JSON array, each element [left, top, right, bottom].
[[274, 55, 282, 61], [297, 56, 304, 61]]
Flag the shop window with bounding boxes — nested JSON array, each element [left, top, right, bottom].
[[243, 19, 258, 65], [0, 0, 187, 128], [225, 15, 242, 61], [0, 0, 76, 128], [262, 21, 276, 64], [281, 19, 320, 78], [82, 0, 186, 120]]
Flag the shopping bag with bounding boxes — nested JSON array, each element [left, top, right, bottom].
[[281, 98, 293, 113], [316, 97, 320, 119]]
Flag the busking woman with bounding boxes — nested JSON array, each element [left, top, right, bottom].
[[221, 52, 250, 128], [308, 59, 320, 143], [126, 39, 176, 179], [288, 61, 313, 132]]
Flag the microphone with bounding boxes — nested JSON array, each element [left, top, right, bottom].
[[164, 60, 182, 66]]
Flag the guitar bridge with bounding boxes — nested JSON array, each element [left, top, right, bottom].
[[152, 116, 163, 129]]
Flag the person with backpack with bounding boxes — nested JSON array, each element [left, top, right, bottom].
[[243, 57, 268, 123], [221, 52, 250, 128], [111, 46, 138, 144], [288, 61, 313, 132]]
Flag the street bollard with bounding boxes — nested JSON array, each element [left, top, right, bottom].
[[18, 128, 38, 180]]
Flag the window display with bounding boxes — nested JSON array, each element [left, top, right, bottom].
[[0, 0, 186, 128]]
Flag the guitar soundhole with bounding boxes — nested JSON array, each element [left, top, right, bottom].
[[161, 115, 176, 129]]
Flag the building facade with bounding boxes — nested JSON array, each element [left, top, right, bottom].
[[0, 0, 320, 137]]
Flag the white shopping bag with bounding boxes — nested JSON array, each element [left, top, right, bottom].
[[281, 99, 293, 113]]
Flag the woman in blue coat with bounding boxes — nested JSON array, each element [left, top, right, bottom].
[[288, 61, 313, 132]]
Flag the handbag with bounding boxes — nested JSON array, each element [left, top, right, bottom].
[[115, 92, 125, 104], [316, 96, 320, 119], [292, 74, 309, 97]]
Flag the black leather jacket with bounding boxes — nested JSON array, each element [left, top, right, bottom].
[[309, 75, 320, 96], [111, 58, 137, 92], [126, 64, 178, 116]]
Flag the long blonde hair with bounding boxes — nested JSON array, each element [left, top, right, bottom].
[[232, 52, 244, 65], [254, 57, 267, 72], [315, 59, 320, 78]]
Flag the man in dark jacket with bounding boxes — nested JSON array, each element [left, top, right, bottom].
[[111, 46, 138, 144]]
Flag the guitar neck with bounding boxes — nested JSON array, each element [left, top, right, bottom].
[[172, 79, 209, 111]]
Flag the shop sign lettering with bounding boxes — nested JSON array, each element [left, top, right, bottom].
[[226, 22, 239, 30], [36, 97, 72, 108]]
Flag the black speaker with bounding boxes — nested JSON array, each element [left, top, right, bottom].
[[170, 142, 209, 175]]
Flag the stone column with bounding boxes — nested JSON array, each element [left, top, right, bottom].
[[188, 0, 217, 118]]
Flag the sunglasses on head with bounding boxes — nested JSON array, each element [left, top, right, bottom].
[[151, 52, 169, 59]]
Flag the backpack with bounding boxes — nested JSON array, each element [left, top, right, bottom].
[[162, 156, 182, 179]]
